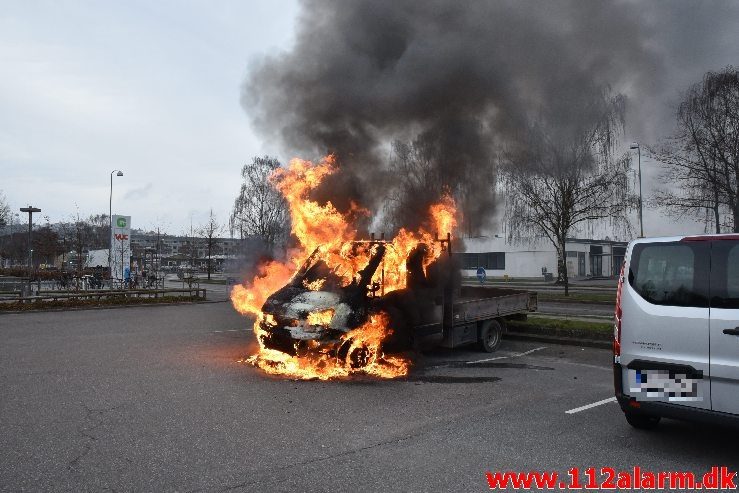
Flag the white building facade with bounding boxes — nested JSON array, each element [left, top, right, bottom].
[[460, 235, 627, 280]]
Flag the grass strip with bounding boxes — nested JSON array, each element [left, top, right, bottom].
[[508, 315, 613, 336], [537, 292, 615, 303]]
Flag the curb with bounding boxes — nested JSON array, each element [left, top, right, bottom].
[[505, 331, 612, 350], [0, 298, 229, 315], [534, 314, 613, 324], [504, 323, 612, 350]]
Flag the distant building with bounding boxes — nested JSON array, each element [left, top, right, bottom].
[[128, 232, 267, 273], [460, 235, 627, 280], [129, 233, 243, 259]]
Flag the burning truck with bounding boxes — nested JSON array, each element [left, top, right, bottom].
[[230, 156, 537, 380], [258, 237, 537, 354]]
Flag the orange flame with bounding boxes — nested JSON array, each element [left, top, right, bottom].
[[245, 313, 409, 380], [306, 308, 335, 326], [230, 260, 293, 317], [231, 155, 458, 380], [302, 278, 326, 291]]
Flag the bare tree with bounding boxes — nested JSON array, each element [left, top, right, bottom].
[[146, 218, 171, 274], [56, 222, 71, 271], [196, 209, 225, 280], [385, 136, 443, 232], [87, 213, 110, 249], [0, 190, 9, 228], [176, 214, 198, 273], [384, 132, 495, 236], [69, 209, 94, 276], [1, 231, 26, 267], [230, 156, 288, 249], [649, 67, 739, 233], [33, 216, 61, 267], [650, 137, 730, 233], [0, 191, 12, 267], [502, 90, 634, 295]]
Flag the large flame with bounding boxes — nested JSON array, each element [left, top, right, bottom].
[[242, 312, 410, 380], [231, 155, 458, 380]]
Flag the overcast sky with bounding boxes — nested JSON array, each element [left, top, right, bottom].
[[1, 1, 737, 238], [1, 0, 298, 234]]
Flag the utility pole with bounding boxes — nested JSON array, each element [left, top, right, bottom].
[[629, 142, 644, 238], [20, 206, 41, 296]]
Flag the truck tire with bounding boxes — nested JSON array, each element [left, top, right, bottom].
[[478, 319, 502, 353], [624, 411, 660, 430]]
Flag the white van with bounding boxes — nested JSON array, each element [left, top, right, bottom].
[[615, 234, 739, 429]]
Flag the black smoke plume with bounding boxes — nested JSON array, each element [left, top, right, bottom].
[[242, 0, 738, 234]]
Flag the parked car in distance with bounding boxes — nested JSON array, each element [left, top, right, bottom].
[[614, 234, 739, 429]]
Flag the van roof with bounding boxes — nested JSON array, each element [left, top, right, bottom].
[[630, 233, 739, 245]]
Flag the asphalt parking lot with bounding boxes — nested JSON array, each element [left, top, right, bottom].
[[2, 302, 738, 492]]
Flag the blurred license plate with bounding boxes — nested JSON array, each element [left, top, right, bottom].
[[628, 369, 702, 401]]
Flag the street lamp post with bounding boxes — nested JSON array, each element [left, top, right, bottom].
[[109, 170, 123, 280], [630, 142, 644, 238], [19, 206, 41, 295]]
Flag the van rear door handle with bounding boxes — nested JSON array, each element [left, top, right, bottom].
[[723, 328, 739, 336]]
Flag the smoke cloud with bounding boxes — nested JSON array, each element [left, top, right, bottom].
[[242, 0, 739, 234]]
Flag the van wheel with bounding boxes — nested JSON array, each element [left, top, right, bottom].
[[478, 320, 502, 353], [624, 411, 661, 430]]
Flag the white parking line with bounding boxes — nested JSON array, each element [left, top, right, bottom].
[[565, 397, 617, 414], [517, 347, 547, 357], [467, 346, 546, 364]]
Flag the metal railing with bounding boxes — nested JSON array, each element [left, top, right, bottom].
[[0, 287, 206, 304]]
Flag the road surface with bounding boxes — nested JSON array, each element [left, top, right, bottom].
[[1, 303, 736, 491]]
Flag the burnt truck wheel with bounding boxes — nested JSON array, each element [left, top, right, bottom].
[[624, 411, 661, 430], [337, 340, 372, 368], [478, 319, 503, 353]]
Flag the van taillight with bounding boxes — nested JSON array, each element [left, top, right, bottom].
[[614, 262, 624, 358]]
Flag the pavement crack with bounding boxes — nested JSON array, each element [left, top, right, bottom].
[[67, 403, 125, 472], [220, 429, 431, 491], [299, 429, 428, 465], [219, 402, 508, 492]]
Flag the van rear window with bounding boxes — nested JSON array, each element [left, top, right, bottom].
[[710, 241, 739, 309], [629, 243, 709, 307]]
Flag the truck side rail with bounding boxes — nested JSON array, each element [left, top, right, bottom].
[[453, 291, 536, 324]]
